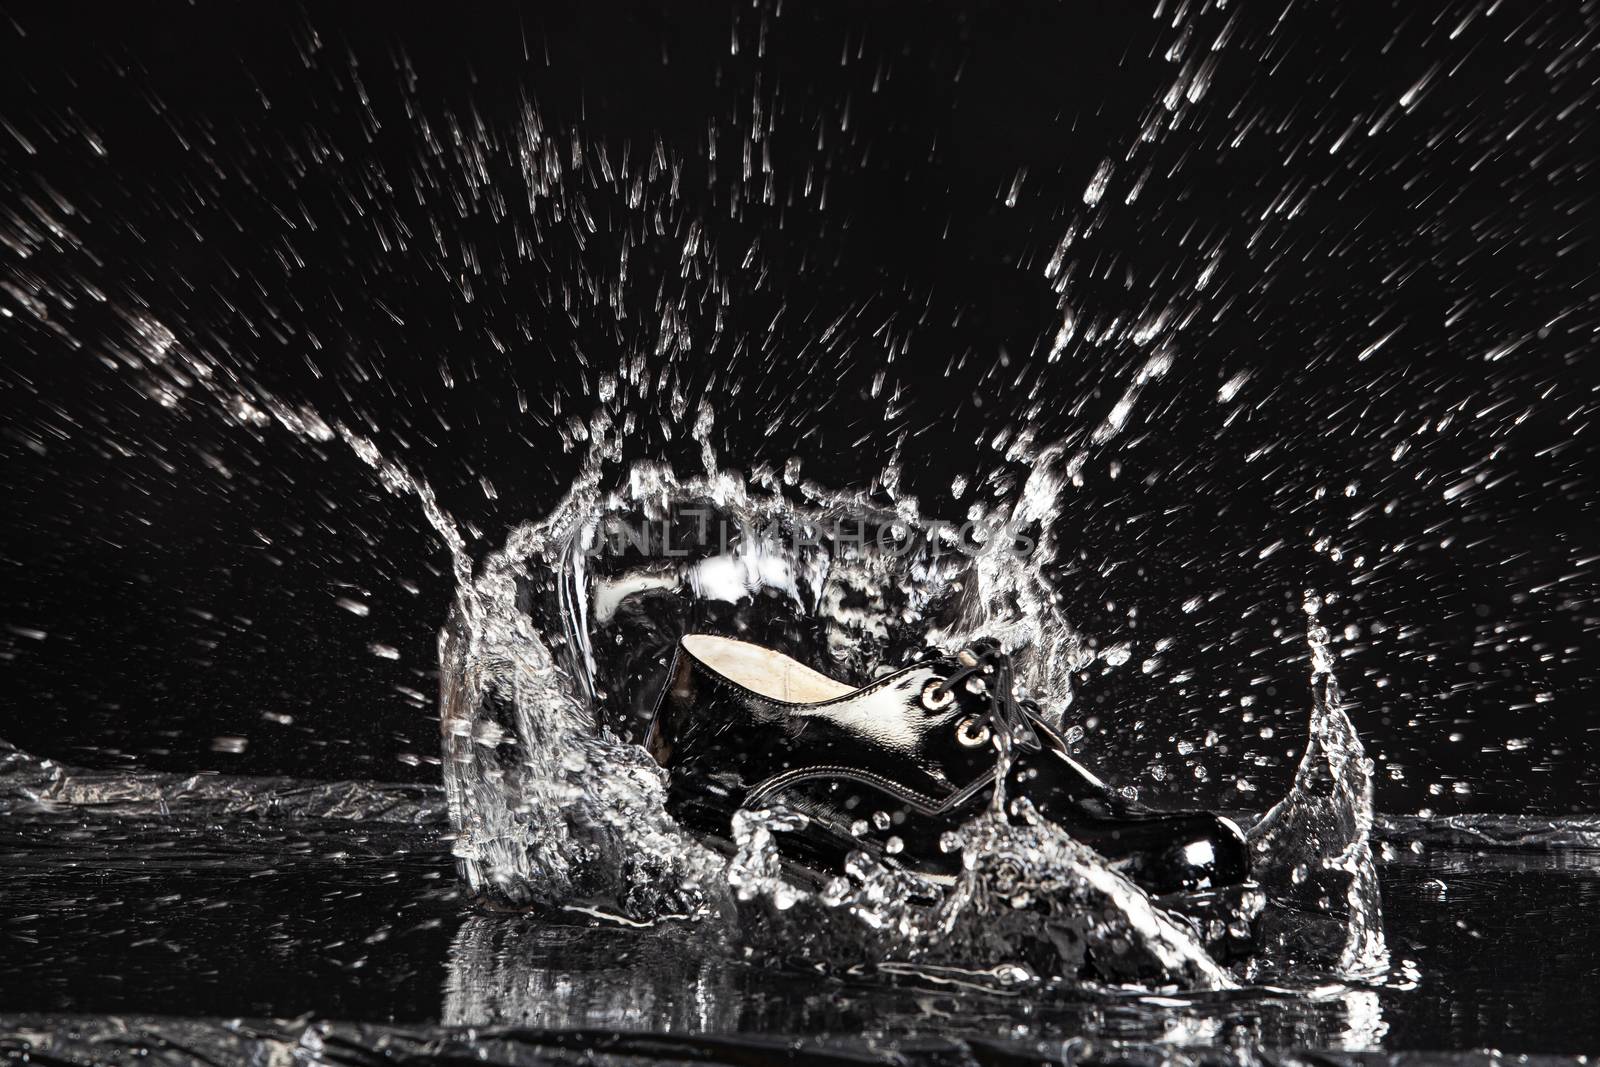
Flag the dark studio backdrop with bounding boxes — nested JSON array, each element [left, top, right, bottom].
[[2, 2, 1597, 815]]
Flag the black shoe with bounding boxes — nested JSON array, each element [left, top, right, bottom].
[[645, 634, 1250, 897]]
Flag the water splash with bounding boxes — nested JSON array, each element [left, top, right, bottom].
[[8, 284, 1391, 981], [1247, 594, 1388, 977], [430, 408, 1379, 986], [727, 800, 1238, 989], [0, 0, 1386, 972]]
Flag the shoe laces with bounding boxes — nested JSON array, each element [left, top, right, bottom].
[[931, 640, 1041, 754]]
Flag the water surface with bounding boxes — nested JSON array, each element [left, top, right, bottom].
[[2, 787, 1595, 1058]]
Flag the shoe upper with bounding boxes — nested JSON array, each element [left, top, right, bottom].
[[645, 633, 1250, 896]]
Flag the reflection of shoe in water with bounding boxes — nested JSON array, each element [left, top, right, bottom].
[[645, 634, 1250, 897]]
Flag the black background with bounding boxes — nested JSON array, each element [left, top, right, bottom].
[[2, 2, 1597, 814]]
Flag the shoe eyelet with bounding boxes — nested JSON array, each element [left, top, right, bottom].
[[955, 716, 991, 748], [921, 679, 954, 712]]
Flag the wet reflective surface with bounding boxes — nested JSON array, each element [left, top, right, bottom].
[[2, 801, 1596, 1058]]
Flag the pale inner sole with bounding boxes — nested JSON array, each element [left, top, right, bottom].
[[681, 634, 855, 704]]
